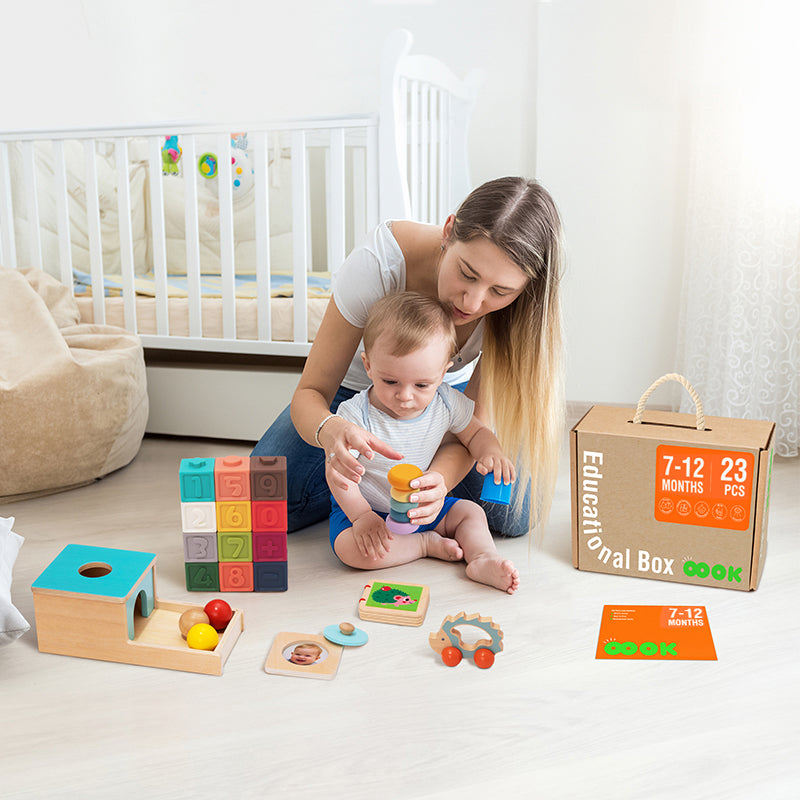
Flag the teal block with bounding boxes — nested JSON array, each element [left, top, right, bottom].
[[179, 458, 216, 501]]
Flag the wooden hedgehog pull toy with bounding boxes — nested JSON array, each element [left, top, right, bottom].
[[428, 612, 504, 669]]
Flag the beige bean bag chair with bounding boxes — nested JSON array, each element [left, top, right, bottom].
[[0, 267, 148, 501]]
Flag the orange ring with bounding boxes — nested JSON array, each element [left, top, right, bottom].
[[387, 463, 423, 489]]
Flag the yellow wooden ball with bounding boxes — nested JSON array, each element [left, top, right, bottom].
[[186, 622, 219, 651]]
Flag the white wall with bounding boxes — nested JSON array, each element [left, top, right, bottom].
[[2, 0, 537, 185], [536, 0, 694, 406], [4, 0, 697, 413]]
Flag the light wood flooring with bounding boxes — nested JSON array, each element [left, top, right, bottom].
[[2, 431, 799, 799]]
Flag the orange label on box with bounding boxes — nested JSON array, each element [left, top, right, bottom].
[[596, 605, 717, 660], [655, 446, 754, 530]]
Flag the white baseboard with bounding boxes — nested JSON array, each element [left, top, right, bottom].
[[144, 372, 672, 443], [145, 361, 303, 442]]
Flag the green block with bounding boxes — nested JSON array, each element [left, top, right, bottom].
[[185, 562, 220, 591], [217, 531, 253, 562]]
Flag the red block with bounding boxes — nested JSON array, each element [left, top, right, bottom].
[[253, 531, 288, 562], [252, 501, 288, 532]]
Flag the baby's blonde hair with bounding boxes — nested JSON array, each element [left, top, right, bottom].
[[363, 291, 457, 360]]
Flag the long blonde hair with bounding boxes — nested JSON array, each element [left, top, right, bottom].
[[448, 177, 565, 535]]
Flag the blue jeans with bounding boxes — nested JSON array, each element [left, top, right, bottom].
[[251, 386, 357, 533], [251, 385, 530, 537]]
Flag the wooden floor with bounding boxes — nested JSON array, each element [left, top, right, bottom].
[[2, 432, 799, 800]]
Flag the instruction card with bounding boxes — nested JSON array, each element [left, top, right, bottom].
[[596, 605, 717, 660]]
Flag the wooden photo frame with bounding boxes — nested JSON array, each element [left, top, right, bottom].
[[264, 632, 343, 680]]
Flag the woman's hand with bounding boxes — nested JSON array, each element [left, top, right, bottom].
[[320, 415, 403, 490], [406, 470, 447, 526]]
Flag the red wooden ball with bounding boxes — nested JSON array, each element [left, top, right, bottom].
[[204, 598, 233, 631], [441, 646, 462, 667], [473, 648, 495, 669]]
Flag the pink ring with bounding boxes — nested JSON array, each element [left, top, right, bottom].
[[386, 518, 419, 535]]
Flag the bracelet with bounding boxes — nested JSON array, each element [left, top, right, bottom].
[[314, 414, 338, 447]]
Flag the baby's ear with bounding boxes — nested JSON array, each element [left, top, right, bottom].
[[361, 351, 370, 373]]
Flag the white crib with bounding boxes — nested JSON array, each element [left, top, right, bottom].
[[0, 30, 482, 360]]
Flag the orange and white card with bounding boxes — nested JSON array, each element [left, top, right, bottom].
[[596, 605, 717, 660], [654, 445, 754, 531]]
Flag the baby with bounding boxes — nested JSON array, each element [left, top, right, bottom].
[[288, 643, 323, 666], [326, 291, 519, 594]]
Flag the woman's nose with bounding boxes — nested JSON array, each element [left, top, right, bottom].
[[462, 287, 483, 313]]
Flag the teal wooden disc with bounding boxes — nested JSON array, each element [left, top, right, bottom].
[[323, 623, 368, 647]]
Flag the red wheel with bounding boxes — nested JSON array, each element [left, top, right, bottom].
[[473, 648, 495, 669], [441, 646, 462, 667]]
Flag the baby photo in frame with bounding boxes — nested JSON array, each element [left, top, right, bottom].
[[264, 632, 343, 680]]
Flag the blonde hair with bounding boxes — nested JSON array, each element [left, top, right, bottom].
[[363, 291, 457, 360], [448, 177, 565, 536]]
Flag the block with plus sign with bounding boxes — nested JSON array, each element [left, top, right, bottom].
[[253, 531, 288, 562]]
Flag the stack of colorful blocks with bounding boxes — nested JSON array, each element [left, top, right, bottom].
[[179, 456, 288, 592]]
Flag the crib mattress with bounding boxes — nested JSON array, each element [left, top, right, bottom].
[[72, 267, 330, 343], [75, 295, 328, 343]]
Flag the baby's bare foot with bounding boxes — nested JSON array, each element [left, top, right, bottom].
[[466, 555, 520, 594], [422, 531, 464, 562]]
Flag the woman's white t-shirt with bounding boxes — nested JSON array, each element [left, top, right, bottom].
[[333, 221, 484, 392]]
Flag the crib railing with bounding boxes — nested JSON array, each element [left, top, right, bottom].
[[1, 32, 482, 358], [0, 116, 379, 356], [379, 28, 484, 225]]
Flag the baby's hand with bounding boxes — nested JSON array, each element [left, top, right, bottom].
[[351, 511, 393, 561], [475, 453, 516, 487]]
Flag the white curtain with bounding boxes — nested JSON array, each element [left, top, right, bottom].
[[677, 2, 799, 457]]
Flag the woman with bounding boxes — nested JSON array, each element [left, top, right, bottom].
[[252, 176, 564, 537]]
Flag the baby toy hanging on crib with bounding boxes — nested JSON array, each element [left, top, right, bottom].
[[162, 135, 182, 176], [196, 134, 254, 196], [230, 148, 254, 194]]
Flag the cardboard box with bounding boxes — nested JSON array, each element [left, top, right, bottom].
[[570, 394, 775, 591]]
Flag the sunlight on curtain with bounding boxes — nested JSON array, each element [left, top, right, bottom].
[[677, 1, 800, 456]]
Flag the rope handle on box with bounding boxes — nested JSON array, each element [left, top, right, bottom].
[[632, 373, 706, 431]]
